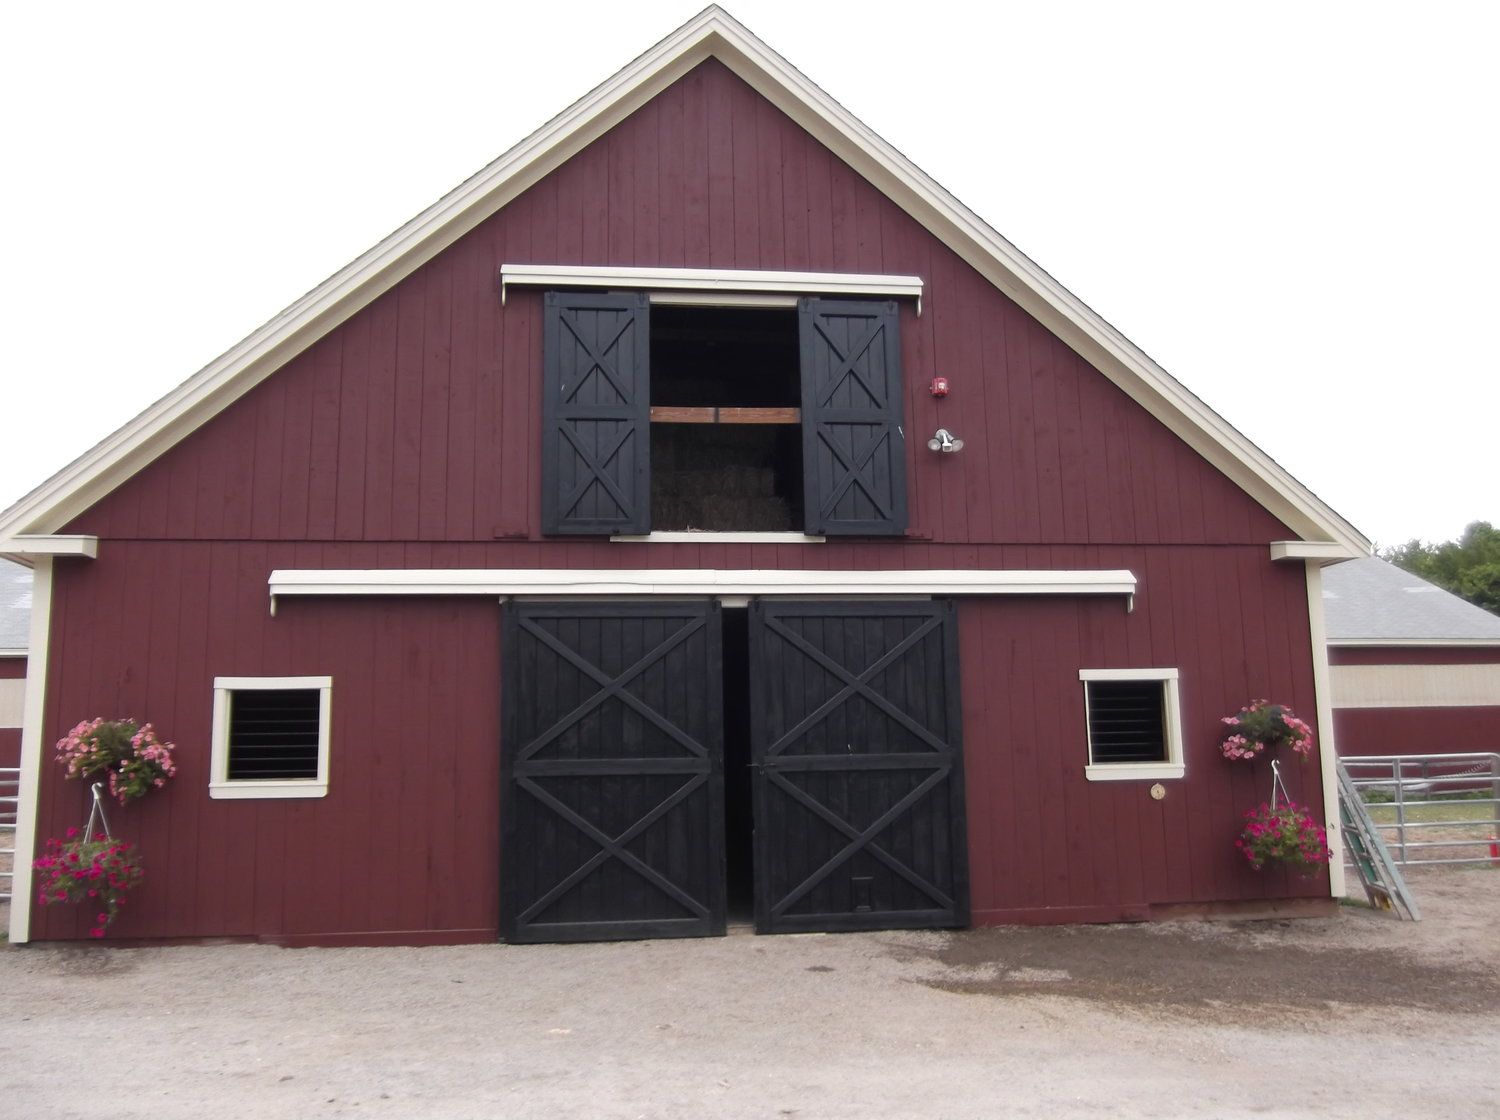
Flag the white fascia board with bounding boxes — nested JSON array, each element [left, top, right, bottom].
[[1329, 638, 1500, 649], [0, 5, 1369, 555], [0, 535, 99, 559], [268, 567, 1137, 601], [1270, 540, 1364, 563], [501, 264, 923, 309]]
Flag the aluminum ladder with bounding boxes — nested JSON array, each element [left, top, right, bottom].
[[1337, 759, 1420, 920]]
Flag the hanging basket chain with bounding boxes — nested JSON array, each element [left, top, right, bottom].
[[81, 780, 113, 843], [1269, 758, 1292, 811]]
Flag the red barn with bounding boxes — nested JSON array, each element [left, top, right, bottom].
[[1325, 556, 1500, 758], [0, 7, 1368, 946]]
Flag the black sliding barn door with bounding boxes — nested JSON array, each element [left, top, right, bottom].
[[501, 602, 725, 943], [749, 601, 968, 933]]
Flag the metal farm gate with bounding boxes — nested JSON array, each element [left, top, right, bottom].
[[499, 598, 968, 942]]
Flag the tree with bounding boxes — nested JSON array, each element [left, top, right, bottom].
[[1382, 521, 1500, 616]]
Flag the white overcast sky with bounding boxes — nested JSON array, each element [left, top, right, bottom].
[[3, 1, 1495, 547]]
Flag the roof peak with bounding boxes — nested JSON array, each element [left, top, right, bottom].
[[0, 4, 1367, 555]]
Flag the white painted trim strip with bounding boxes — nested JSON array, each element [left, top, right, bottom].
[[610, 531, 827, 544], [0, 678, 25, 728], [1330, 639, 1500, 649], [267, 567, 1137, 603], [648, 292, 799, 309], [8, 557, 51, 942], [0, 535, 99, 559], [1328, 663, 1500, 708], [0, 648, 27, 659], [1085, 763, 1186, 782], [1271, 541, 1362, 563], [500, 264, 923, 310], [1304, 562, 1346, 897], [1079, 667, 1180, 682]]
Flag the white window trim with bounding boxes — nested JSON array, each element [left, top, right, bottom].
[[1079, 668, 1184, 782], [210, 676, 332, 799]]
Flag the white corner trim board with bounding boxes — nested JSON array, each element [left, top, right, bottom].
[[267, 567, 1137, 609], [500, 264, 924, 312], [0, 7, 1370, 554], [1303, 562, 1346, 897], [8, 557, 53, 943]]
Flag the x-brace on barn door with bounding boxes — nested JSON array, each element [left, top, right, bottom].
[[749, 600, 969, 933], [501, 601, 725, 942]]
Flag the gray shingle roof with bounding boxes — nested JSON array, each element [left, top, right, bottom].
[[1323, 556, 1500, 644], [0, 558, 30, 652]]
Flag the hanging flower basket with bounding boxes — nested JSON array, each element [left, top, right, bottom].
[[1219, 700, 1314, 761], [54, 718, 178, 804], [1235, 800, 1331, 871], [33, 827, 145, 937]]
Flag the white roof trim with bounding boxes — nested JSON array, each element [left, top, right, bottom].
[[268, 567, 1137, 608], [1271, 540, 1362, 563], [500, 264, 923, 311], [0, 5, 1369, 553], [0, 535, 99, 560], [1329, 639, 1500, 649]]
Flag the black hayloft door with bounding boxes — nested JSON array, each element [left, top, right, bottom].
[[501, 601, 726, 943], [749, 601, 969, 933]]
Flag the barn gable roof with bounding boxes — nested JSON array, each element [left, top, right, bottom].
[[0, 5, 1368, 554], [1323, 556, 1500, 645]]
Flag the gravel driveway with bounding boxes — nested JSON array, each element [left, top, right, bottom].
[[3, 870, 1497, 1119]]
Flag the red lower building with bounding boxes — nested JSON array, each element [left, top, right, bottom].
[[0, 9, 1369, 945], [1325, 557, 1500, 759]]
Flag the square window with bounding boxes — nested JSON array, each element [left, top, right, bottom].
[[210, 676, 332, 799], [1079, 668, 1184, 781]]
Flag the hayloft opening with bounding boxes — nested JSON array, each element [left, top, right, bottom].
[[649, 306, 804, 531]]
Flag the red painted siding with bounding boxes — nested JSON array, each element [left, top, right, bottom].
[[1335, 707, 1500, 758], [35, 548, 501, 942], [1330, 647, 1500, 667], [0, 730, 18, 770], [0, 656, 25, 680], [960, 549, 1325, 923], [29, 538, 1323, 941], [64, 61, 1290, 552], [28, 60, 1323, 941]]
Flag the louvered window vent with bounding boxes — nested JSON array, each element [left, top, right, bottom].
[[1086, 680, 1167, 764], [227, 688, 322, 780]]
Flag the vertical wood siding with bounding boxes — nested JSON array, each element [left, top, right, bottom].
[[1333, 706, 1500, 758], [31, 60, 1322, 940], [65, 59, 1290, 551], [957, 552, 1326, 922]]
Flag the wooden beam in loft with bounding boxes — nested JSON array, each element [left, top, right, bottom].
[[649, 406, 801, 424]]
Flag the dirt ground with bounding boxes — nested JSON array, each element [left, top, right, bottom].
[[2, 869, 1498, 1119]]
